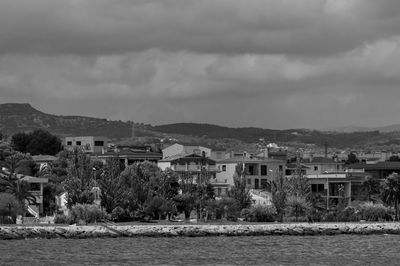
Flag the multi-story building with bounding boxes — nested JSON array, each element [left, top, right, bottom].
[[301, 156, 344, 175], [215, 157, 286, 195], [92, 145, 163, 169], [307, 170, 372, 208], [0, 171, 48, 217], [162, 143, 212, 159], [64, 136, 108, 154], [347, 161, 400, 179]]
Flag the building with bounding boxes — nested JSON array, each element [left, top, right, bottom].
[[0, 171, 48, 217], [64, 136, 108, 154], [307, 170, 371, 207], [92, 145, 163, 168], [301, 156, 344, 175], [216, 157, 286, 194], [162, 143, 212, 159], [347, 161, 400, 179]]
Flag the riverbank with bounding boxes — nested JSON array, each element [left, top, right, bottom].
[[2, 222, 400, 240]]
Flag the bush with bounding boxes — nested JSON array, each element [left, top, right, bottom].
[[111, 207, 131, 222], [240, 208, 251, 221], [358, 202, 390, 221], [285, 196, 311, 222], [337, 206, 359, 222], [0, 193, 23, 223], [248, 205, 277, 222], [54, 214, 71, 224], [69, 204, 103, 224]]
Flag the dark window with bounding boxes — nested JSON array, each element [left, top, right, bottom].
[[311, 184, 324, 193], [94, 141, 104, 146], [247, 178, 251, 185], [314, 166, 318, 171], [76, 141, 81, 146], [67, 141, 72, 146], [222, 165, 226, 172], [248, 165, 254, 175], [29, 183, 41, 191], [279, 165, 283, 171], [261, 165, 267, 175]]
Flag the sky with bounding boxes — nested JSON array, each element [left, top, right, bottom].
[[1, 0, 400, 129]]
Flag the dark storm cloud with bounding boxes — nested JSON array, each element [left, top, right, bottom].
[[1, 0, 400, 56], [1, 0, 400, 129]]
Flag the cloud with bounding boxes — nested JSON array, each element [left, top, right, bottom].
[[1, 0, 400, 129], [1, 0, 400, 56]]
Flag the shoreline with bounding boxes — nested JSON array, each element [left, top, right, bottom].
[[2, 222, 400, 240]]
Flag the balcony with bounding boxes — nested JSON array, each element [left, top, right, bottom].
[[172, 165, 220, 172]]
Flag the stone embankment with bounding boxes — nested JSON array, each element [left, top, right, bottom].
[[2, 223, 400, 240]]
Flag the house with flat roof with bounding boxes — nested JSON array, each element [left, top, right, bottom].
[[307, 170, 372, 208], [92, 145, 162, 169], [347, 161, 400, 179], [301, 156, 344, 175], [64, 136, 108, 154], [215, 157, 286, 196], [0, 171, 48, 217]]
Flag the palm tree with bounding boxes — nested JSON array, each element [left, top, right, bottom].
[[361, 176, 381, 202], [381, 173, 400, 220]]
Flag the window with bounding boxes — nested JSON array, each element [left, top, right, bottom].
[[248, 165, 254, 175], [217, 188, 222, 196], [247, 178, 252, 185], [279, 165, 283, 171], [314, 166, 318, 171], [76, 141, 81, 146], [222, 165, 226, 172], [261, 165, 267, 176], [94, 141, 104, 146], [67, 141, 72, 146], [29, 183, 41, 191], [311, 184, 324, 193]]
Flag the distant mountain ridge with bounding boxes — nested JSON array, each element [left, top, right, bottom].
[[0, 103, 132, 139], [0, 103, 398, 148], [323, 124, 400, 133]]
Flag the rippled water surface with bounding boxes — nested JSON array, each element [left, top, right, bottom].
[[1, 235, 400, 265]]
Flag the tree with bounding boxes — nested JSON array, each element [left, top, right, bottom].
[[286, 196, 311, 222], [346, 152, 359, 164], [11, 130, 62, 155], [228, 164, 252, 210], [119, 161, 161, 213], [0, 193, 23, 223], [271, 172, 287, 222], [96, 158, 124, 213], [63, 149, 95, 208], [389, 155, 400, 162], [361, 176, 381, 202], [381, 173, 400, 220]]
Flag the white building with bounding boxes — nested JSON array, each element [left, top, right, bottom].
[[64, 136, 108, 154]]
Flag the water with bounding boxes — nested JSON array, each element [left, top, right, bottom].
[[1, 235, 400, 265]]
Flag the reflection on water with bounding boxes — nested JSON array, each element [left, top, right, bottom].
[[1, 235, 400, 265]]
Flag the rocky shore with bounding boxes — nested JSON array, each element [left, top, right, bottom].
[[2, 223, 400, 240]]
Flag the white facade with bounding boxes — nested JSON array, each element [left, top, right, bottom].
[[162, 143, 212, 159], [64, 136, 108, 154]]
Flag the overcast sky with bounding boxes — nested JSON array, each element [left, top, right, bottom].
[[1, 0, 400, 129]]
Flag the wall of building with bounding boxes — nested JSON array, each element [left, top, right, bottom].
[[64, 136, 107, 153]]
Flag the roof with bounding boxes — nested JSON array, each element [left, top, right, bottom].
[[160, 153, 216, 164], [0, 171, 48, 183], [32, 155, 58, 162], [216, 157, 285, 164], [347, 161, 400, 170], [93, 150, 162, 160], [302, 157, 340, 164], [286, 163, 310, 169]]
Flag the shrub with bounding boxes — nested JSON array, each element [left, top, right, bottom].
[[249, 205, 277, 222], [0, 193, 23, 223], [240, 208, 251, 221], [69, 204, 103, 224], [285, 196, 311, 222], [217, 197, 241, 221], [111, 207, 131, 222], [358, 202, 389, 221], [337, 206, 359, 222], [54, 214, 71, 224]]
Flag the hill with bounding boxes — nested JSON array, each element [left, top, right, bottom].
[[0, 103, 132, 139], [151, 123, 387, 148], [0, 103, 398, 149]]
